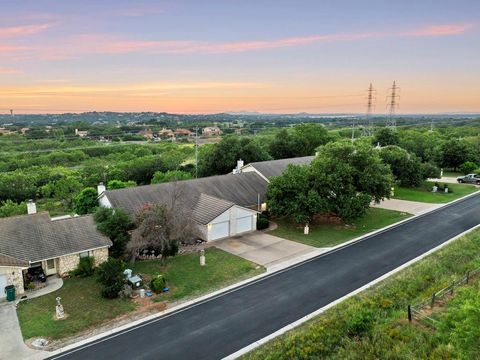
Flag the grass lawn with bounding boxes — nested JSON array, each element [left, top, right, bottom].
[[271, 208, 411, 248], [393, 181, 477, 203], [442, 170, 462, 177], [17, 277, 137, 340], [17, 248, 263, 340], [243, 229, 480, 360], [133, 247, 264, 301]]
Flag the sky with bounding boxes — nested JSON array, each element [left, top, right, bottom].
[[0, 0, 479, 114]]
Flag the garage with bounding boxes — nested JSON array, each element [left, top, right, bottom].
[[209, 221, 230, 240], [0, 275, 6, 299], [236, 215, 254, 234]]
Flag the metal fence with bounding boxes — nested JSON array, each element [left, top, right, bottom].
[[408, 267, 480, 328]]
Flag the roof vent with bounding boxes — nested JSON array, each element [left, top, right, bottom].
[[27, 200, 37, 215]]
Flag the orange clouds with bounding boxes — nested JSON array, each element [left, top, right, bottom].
[[0, 23, 52, 38]]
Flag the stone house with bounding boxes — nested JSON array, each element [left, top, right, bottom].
[[202, 126, 223, 136], [0, 210, 111, 298]]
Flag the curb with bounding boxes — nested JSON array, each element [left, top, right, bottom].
[[45, 190, 480, 359]]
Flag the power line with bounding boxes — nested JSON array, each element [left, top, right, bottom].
[[361, 83, 376, 137], [386, 81, 400, 130]]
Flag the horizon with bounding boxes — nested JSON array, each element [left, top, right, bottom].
[[1, 1, 479, 114]]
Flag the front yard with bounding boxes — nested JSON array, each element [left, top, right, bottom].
[[393, 181, 477, 203], [271, 208, 411, 248], [17, 248, 263, 341]]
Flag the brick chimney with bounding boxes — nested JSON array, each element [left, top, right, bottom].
[[27, 200, 37, 215]]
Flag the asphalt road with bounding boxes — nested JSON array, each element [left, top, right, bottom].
[[50, 193, 480, 360]]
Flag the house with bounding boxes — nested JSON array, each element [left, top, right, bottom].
[[75, 129, 89, 138], [158, 128, 175, 139], [174, 128, 193, 137], [98, 172, 267, 241], [138, 129, 154, 140], [241, 156, 315, 182], [0, 207, 111, 298], [202, 126, 223, 136]]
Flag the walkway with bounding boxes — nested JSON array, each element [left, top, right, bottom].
[[17, 276, 63, 304], [213, 231, 318, 269], [372, 198, 443, 215]]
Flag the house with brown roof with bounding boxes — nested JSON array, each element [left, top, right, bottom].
[[0, 207, 111, 298], [202, 126, 223, 136], [174, 128, 193, 137]]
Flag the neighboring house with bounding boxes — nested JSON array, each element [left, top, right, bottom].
[[75, 129, 89, 137], [0, 210, 111, 298], [202, 126, 223, 136], [158, 128, 175, 139], [241, 156, 315, 182], [0, 127, 12, 135], [138, 129, 154, 140], [174, 128, 193, 137], [98, 172, 267, 241]]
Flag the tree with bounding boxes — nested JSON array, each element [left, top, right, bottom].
[[106, 179, 137, 189], [398, 130, 442, 162], [459, 161, 478, 175], [379, 146, 424, 187], [310, 142, 393, 221], [266, 164, 321, 228], [94, 207, 134, 258], [151, 170, 192, 184], [95, 257, 126, 299], [438, 139, 477, 171], [74, 187, 98, 215], [0, 200, 26, 217], [127, 184, 198, 263], [373, 128, 399, 147]]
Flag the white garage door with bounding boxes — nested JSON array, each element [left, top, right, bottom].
[[0, 275, 7, 299], [210, 221, 230, 240], [236, 216, 254, 234]]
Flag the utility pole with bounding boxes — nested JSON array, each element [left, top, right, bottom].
[[386, 81, 400, 130], [362, 83, 375, 137], [351, 117, 356, 143], [10, 109, 13, 117], [195, 125, 199, 178]]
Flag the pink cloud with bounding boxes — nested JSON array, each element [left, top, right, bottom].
[[403, 23, 474, 37], [0, 23, 52, 38], [0, 66, 19, 74]]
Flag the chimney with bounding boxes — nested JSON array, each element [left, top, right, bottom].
[[237, 159, 244, 170], [97, 182, 106, 196], [75, 128, 79, 135], [27, 200, 37, 215]]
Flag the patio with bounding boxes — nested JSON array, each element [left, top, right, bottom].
[[17, 275, 63, 303]]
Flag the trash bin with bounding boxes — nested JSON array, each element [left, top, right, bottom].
[[5, 285, 15, 302]]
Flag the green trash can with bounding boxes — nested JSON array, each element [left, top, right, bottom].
[[5, 285, 15, 302]]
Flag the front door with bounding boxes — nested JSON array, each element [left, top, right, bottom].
[[45, 259, 57, 276]]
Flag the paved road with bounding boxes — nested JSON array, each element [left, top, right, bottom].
[[50, 194, 480, 360]]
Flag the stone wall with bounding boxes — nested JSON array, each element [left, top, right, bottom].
[[57, 254, 80, 276], [0, 266, 25, 295], [92, 248, 109, 267]]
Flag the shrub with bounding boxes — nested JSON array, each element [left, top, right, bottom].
[[150, 274, 167, 293], [95, 257, 126, 299], [74, 187, 98, 215], [421, 162, 441, 179], [256, 215, 269, 230], [459, 161, 478, 175], [71, 256, 95, 277]]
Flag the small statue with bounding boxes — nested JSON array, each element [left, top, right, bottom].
[[55, 296, 65, 319], [200, 249, 206, 266]]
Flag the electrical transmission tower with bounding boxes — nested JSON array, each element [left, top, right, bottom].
[[386, 81, 400, 130], [361, 83, 375, 136]]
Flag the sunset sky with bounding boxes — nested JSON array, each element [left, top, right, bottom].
[[0, 0, 479, 114]]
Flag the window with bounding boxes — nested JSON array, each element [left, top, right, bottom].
[[47, 259, 55, 270], [79, 251, 90, 258]]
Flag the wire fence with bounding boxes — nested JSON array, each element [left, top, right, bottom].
[[408, 267, 480, 328]]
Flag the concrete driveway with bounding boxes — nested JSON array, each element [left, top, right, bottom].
[[213, 232, 316, 269], [0, 302, 46, 360], [372, 198, 443, 215]]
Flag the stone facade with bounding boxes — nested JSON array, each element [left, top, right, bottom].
[[57, 254, 80, 276], [92, 248, 109, 267], [0, 266, 25, 295]]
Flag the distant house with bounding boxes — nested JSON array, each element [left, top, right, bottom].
[[174, 128, 193, 137], [75, 129, 89, 138], [0, 205, 111, 298], [0, 128, 12, 135], [138, 129, 154, 140], [20, 127, 30, 135], [202, 126, 223, 136], [158, 128, 175, 139]]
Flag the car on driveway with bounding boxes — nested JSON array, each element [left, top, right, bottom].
[[457, 174, 480, 184]]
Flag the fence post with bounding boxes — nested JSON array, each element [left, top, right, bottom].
[[431, 293, 436, 308], [450, 281, 455, 295], [408, 305, 412, 322], [466, 271, 470, 284]]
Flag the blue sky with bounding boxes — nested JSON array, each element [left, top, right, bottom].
[[0, 0, 479, 113]]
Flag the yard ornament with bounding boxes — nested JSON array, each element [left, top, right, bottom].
[[55, 296, 65, 319]]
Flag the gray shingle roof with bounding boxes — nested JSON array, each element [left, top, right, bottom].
[[246, 156, 315, 178], [104, 172, 267, 219], [0, 253, 29, 268], [193, 193, 235, 225], [0, 213, 112, 264]]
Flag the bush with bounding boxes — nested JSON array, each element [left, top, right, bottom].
[[257, 215, 269, 230], [150, 274, 167, 293], [96, 257, 126, 299], [71, 256, 95, 277], [421, 162, 441, 179], [459, 161, 478, 175]]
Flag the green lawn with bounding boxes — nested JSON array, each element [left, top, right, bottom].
[[17, 248, 263, 340], [393, 181, 477, 203], [271, 208, 411, 248], [133, 247, 264, 301], [243, 229, 480, 360], [17, 277, 136, 340]]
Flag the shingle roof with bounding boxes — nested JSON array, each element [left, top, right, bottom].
[[246, 156, 315, 178], [104, 172, 268, 219], [0, 253, 29, 268], [0, 213, 112, 264], [193, 193, 235, 225]]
